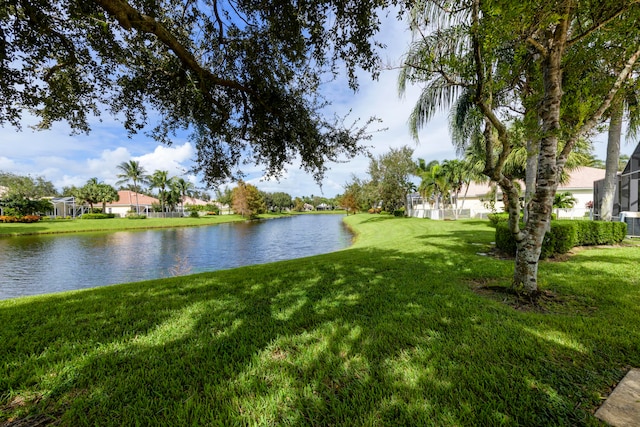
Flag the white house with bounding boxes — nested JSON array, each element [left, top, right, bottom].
[[408, 166, 605, 219], [102, 190, 160, 217]]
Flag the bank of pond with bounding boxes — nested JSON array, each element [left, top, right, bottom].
[[0, 214, 353, 300]]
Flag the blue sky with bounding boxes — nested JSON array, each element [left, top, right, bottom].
[[0, 16, 635, 199]]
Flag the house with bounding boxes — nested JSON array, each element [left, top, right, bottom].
[[101, 190, 160, 217], [408, 166, 605, 219], [594, 142, 640, 235], [553, 166, 605, 218]]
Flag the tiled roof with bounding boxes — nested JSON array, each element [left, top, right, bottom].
[[560, 166, 606, 189], [108, 190, 159, 206]]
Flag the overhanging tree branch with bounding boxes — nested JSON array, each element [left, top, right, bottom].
[[558, 45, 640, 168], [92, 0, 251, 94]]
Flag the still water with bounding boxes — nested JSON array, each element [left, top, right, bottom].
[[0, 215, 353, 300]]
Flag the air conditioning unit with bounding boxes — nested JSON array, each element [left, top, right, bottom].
[[620, 212, 640, 237]]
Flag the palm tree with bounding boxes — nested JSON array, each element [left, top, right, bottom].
[[149, 170, 171, 217], [115, 160, 148, 214], [600, 81, 640, 220], [97, 183, 119, 213], [172, 177, 195, 215], [416, 160, 449, 210]]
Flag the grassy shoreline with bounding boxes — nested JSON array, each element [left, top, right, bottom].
[[0, 211, 348, 237], [0, 213, 297, 237], [2, 216, 639, 425]]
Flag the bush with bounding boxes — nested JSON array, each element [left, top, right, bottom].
[[126, 214, 147, 219], [0, 215, 41, 223], [81, 213, 116, 219], [488, 213, 511, 226], [495, 222, 517, 255], [189, 210, 200, 218], [488, 212, 556, 227], [393, 208, 405, 217], [496, 220, 626, 259]]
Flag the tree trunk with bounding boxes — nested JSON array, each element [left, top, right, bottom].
[[523, 138, 538, 223], [512, 26, 565, 294], [600, 97, 623, 221]]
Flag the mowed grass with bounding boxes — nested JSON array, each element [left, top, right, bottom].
[[0, 214, 264, 236], [1, 216, 639, 426]]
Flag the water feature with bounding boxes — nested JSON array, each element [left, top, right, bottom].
[[0, 215, 353, 300]]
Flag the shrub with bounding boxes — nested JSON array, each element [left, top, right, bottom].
[[488, 213, 511, 226], [495, 222, 517, 255], [393, 208, 405, 217], [81, 213, 116, 219], [496, 220, 626, 259], [206, 211, 218, 216], [0, 215, 41, 223], [126, 214, 147, 219], [488, 212, 556, 227], [189, 210, 200, 218]]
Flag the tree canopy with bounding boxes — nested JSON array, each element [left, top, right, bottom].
[[1, 0, 388, 186], [400, 0, 640, 294]]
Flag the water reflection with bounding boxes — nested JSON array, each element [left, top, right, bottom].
[[0, 215, 352, 300]]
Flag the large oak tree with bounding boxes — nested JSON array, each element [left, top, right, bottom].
[[1, 0, 386, 185]]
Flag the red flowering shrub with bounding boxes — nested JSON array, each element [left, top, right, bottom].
[[0, 215, 18, 223]]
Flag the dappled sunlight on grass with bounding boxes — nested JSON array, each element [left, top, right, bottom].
[[523, 327, 588, 353], [1, 216, 639, 425]]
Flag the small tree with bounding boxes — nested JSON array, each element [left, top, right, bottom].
[[368, 146, 416, 212], [0, 195, 52, 216], [76, 178, 105, 212], [339, 191, 359, 215], [97, 183, 119, 212], [270, 192, 293, 212], [231, 181, 265, 219]]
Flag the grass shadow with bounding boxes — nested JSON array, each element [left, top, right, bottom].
[[1, 218, 639, 425]]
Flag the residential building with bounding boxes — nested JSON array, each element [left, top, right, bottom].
[[103, 190, 160, 217], [408, 166, 605, 220], [594, 142, 640, 235]]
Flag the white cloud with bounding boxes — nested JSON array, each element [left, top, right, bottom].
[[133, 143, 194, 178]]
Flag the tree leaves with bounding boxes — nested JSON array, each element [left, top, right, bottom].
[[1, 0, 389, 185]]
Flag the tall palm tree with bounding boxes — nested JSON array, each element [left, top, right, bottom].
[[149, 170, 171, 217], [116, 160, 148, 214], [416, 160, 449, 210], [600, 79, 640, 220], [172, 177, 195, 215]]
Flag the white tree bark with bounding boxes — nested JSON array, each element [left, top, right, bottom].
[[600, 98, 623, 221]]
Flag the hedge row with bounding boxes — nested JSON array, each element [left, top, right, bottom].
[[495, 220, 627, 259], [81, 213, 116, 219], [488, 212, 556, 226]]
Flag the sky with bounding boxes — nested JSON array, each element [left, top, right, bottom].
[[0, 15, 636, 199]]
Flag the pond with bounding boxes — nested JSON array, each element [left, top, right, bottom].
[[0, 214, 353, 300]]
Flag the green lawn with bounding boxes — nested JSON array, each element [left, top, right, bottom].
[[1, 216, 639, 425], [0, 214, 258, 236]]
